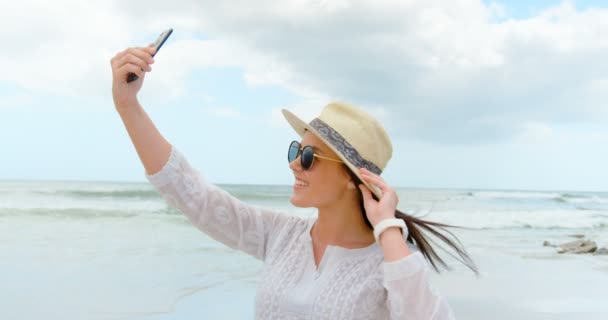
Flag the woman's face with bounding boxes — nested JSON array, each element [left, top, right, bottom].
[[289, 131, 351, 208]]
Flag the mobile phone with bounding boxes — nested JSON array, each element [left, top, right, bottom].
[[126, 29, 173, 83]]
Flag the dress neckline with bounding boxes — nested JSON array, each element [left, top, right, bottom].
[[305, 216, 378, 257]]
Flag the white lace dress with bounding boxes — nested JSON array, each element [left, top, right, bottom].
[[146, 146, 455, 320]]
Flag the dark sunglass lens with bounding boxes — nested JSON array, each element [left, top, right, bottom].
[[301, 146, 314, 169], [288, 141, 300, 162]]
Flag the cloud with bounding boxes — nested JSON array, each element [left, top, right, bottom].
[[120, 0, 608, 144], [0, 1, 248, 101], [513, 121, 554, 144], [2, 0, 607, 145], [0, 0, 129, 97], [268, 98, 327, 129]]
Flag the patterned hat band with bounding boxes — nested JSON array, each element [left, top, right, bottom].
[[310, 118, 383, 175]]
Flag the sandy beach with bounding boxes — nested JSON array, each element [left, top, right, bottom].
[[146, 229, 608, 320]]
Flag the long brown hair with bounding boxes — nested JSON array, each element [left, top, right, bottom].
[[346, 168, 478, 274]]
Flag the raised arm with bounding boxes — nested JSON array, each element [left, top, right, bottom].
[[110, 46, 171, 175], [109, 46, 299, 261]]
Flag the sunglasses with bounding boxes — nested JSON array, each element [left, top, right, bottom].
[[288, 140, 344, 170]]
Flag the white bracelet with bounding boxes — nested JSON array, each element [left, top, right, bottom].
[[373, 218, 407, 243]]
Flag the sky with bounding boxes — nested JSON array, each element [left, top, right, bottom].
[[0, 0, 607, 192]]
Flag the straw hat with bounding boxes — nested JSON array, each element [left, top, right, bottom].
[[282, 102, 393, 198]]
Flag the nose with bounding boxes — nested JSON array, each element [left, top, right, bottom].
[[289, 154, 302, 171]]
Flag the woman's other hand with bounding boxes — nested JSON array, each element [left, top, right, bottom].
[[357, 168, 399, 227]]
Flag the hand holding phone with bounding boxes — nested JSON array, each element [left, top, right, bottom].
[[126, 29, 173, 83]]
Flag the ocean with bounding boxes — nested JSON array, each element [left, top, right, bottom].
[[1, 180, 607, 319]]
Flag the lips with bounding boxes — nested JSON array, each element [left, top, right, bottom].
[[294, 177, 309, 187]]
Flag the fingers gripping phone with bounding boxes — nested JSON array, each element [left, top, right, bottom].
[[126, 29, 173, 83]]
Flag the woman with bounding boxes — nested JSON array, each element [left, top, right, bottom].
[[111, 45, 476, 319]]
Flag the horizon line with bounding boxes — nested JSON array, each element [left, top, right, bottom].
[[0, 178, 606, 194]]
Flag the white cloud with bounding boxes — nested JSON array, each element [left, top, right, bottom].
[[1, 0, 607, 146], [487, 1, 507, 20], [0, 1, 246, 101], [514, 122, 554, 144], [269, 98, 327, 129], [0, 0, 129, 97], [124, 0, 606, 144]]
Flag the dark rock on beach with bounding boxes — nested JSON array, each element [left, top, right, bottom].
[[543, 241, 557, 247], [557, 240, 597, 254]]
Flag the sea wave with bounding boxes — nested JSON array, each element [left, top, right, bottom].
[[2, 181, 607, 231], [221, 185, 292, 201], [468, 190, 608, 206], [469, 191, 561, 200], [8, 184, 291, 201], [35, 189, 161, 199], [0, 207, 183, 219], [427, 209, 608, 230], [477, 222, 608, 230], [553, 194, 608, 205]]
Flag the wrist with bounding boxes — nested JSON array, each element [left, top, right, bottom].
[[378, 227, 411, 261], [379, 228, 403, 245], [373, 218, 407, 243]]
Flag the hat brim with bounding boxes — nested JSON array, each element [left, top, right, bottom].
[[281, 109, 383, 199]]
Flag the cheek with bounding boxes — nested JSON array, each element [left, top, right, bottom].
[[290, 171, 344, 207], [311, 171, 346, 198]]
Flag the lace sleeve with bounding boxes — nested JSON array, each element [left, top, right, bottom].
[[146, 146, 291, 260], [383, 252, 455, 319]]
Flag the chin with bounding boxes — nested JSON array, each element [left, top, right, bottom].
[[289, 194, 312, 208], [289, 195, 304, 207]]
